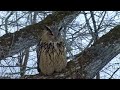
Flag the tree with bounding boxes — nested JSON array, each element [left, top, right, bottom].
[[0, 11, 120, 79]]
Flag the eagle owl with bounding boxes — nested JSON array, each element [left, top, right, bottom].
[[37, 25, 67, 75]]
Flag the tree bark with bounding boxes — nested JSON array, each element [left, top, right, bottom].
[[1, 11, 120, 79], [0, 11, 80, 60], [21, 25, 120, 79]]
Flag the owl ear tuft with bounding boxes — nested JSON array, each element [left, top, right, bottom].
[[59, 27, 62, 32], [44, 25, 53, 34], [44, 25, 51, 31]]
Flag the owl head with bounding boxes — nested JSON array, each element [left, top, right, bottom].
[[41, 25, 63, 42]]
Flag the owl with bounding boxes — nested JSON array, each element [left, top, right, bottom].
[[37, 25, 67, 75]]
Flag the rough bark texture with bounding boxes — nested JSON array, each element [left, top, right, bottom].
[[21, 25, 120, 79], [0, 11, 80, 60], [1, 11, 120, 79]]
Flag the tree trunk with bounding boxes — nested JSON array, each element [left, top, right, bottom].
[[0, 11, 120, 79], [0, 11, 80, 60], [21, 25, 120, 79]]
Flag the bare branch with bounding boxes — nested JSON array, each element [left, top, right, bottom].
[[21, 25, 120, 79], [0, 11, 80, 60]]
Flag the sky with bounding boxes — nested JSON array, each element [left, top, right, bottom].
[[0, 11, 120, 79]]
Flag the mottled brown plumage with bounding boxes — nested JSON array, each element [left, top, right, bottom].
[[37, 25, 67, 75]]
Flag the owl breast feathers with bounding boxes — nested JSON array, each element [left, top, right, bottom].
[[38, 42, 67, 75]]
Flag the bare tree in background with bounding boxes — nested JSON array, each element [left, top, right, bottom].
[[0, 11, 51, 78], [0, 11, 120, 79]]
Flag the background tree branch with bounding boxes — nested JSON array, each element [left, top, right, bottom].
[[21, 25, 120, 79], [1, 11, 120, 79], [0, 11, 80, 60]]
